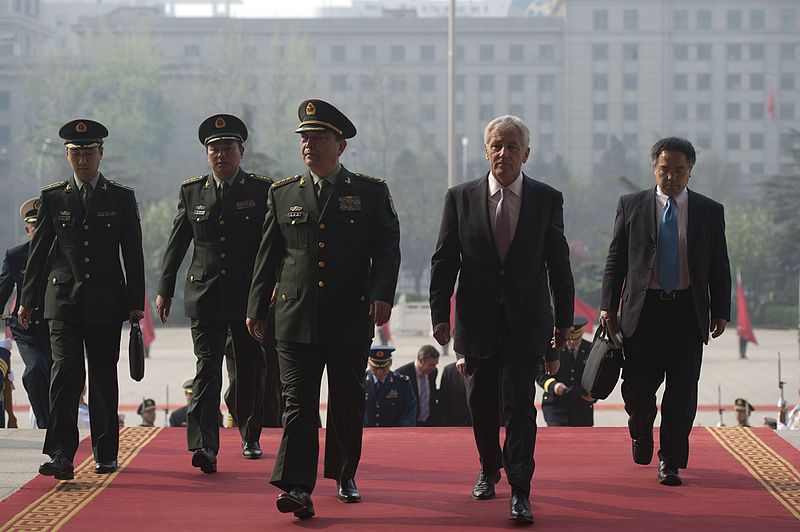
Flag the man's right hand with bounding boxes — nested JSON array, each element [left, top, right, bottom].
[[17, 306, 32, 329], [554, 382, 567, 396], [247, 317, 264, 342], [433, 322, 451, 346], [599, 310, 609, 327], [156, 295, 171, 324]]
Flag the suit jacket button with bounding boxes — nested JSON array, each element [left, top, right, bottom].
[[83, 224, 90, 230], [318, 261, 325, 268], [318, 281, 325, 287], [221, 269, 227, 275], [84, 257, 90, 263], [319, 223, 325, 229], [219, 219, 225, 226], [52, 278, 57, 285], [281, 294, 287, 301], [83, 241, 89, 246], [190, 275, 194, 281], [84, 273, 91, 279], [220, 253, 226, 259], [35, 320, 40, 325], [318, 242, 325, 248], [219, 236, 226, 242]]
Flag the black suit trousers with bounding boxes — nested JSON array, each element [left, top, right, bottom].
[[270, 340, 369, 493], [621, 290, 703, 469], [187, 319, 266, 452], [465, 312, 541, 497], [44, 319, 122, 463]]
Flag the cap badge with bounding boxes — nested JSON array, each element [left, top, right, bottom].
[[75, 122, 87, 133], [215, 117, 226, 129], [306, 102, 316, 116]]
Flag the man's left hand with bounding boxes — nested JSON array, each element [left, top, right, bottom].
[[551, 327, 571, 349], [370, 300, 391, 327], [129, 310, 144, 323], [710, 319, 727, 338], [544, 359, 560, 375]]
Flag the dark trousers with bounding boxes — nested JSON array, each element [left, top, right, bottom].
[[465, 313, 542, 497], [188, 319, 266, 452], [44, 319, 122, 463], [271, 340, 369, 493], [13, 326, 53, 428], [622, 290, 703, 469]]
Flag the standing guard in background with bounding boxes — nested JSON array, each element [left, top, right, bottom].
[[0, 198, 53, 428], [536, 316, 595, 427], [363, 346, 416, 427], [157, 114, 272, 474], [18, 119, 145, 480]]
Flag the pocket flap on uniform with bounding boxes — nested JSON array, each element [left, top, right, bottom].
[[278, 282, 297, 301], [50, 270, 73, 285], [187, 265, 206, 283]]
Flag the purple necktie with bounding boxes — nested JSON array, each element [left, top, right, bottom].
[[494, 187, 511, 262]]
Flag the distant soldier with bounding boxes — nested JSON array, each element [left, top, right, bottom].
[[19, 119, 145, 480], [363, 346, 416, 427], [157, 114, 272, 474], [0, 198, 53, 428], [137, 398, 157, 427]]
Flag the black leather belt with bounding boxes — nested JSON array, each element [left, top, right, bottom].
[[647, 289, 689, 301]]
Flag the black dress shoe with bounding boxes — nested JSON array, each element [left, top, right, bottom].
[[632, 437, 654, 465], [337, 478, 361, 503], [94, 460, 118, 474], [191, 448, 217, 474], [657, 460, 682, 486], [242, 441, 262, 459], [277, 488, 315, 519], [472, 469, 501, 500], [39, 453, 74, 481], [509, 490, 534, 524]]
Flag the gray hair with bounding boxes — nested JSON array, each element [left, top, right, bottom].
[[483, 115, 530, 149]]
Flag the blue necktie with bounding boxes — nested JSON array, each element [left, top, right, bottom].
[[658, 197, 679, 293]]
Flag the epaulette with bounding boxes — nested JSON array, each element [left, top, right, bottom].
[[182, 175, 205, 186], [397, 373, 410, 381], [271, 175, 301, 189], [108, 180, 133, 191], [41, 180, 67, 192], [247, 173, 273, 184], [353, 173, 385, 184]]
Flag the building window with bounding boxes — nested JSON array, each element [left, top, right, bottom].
[[455, 45, 464, 61], [696, 134, 711, 150], [480, 104, 494, 121], [331, 75, 347, 92], [539, 104, 554, 122], [509, 104, 524, 118], [726, 44, 742, 61], [623, 73, 638, 90], [749, 44, 765, 61], [509, 45, 523, 61], [593, 103, 608, 120], [697, 9, 712, 30], [726, 134, 740, 150], [622, 133, 638, 149], [0, 91, 9, 111], [780, 9, 796, 32], [508, 74, 524, 92], [593, 10, 608, 30], [673, 74, 688, 90], [780, 44, 796, 61], [420, 74, 436, 92], [780, 133, 796, 152], [674, 103, 688, 120], [673, 9, 689, 30], [331, 45, 346, 62], [479, 75, 494, 91], [780, 103, 795, 120], [726, 103, 741, 120], [697, 103, 712, 120], [781, 73, 795, 91], [749, 9, 765, 30], [726, 10, 742, 30], [622, 44, 639, 61], [539, 44, 554, 62], [361, 45, 375, 62], [673, 45, 688, 61], [420, 44, 435, 62], [421, 104, 435, 122], [456, 104, 465, 121], [390, 75, 406, 93], [750, 73, 765, 90], [726, 74, 741, 90], [750, 103, 764, 120], [479, 44, 494, 61], [750, 133, 764, 150], [0, 126, 9, 144], [538, 75, 555, 92], [592, 44, 608, 61], [359, 75, 376, 92], [593, 134, 608, 150], [456, 75, 465, 92], [391, 45, 405, 62], [539, 134, 554, 151], [696, 44, 712, 61], [623, 9, 638, 30], [697, 73, 711, 90], [592, 73, 608, 91], [623, 103, 638, 121], [750, 163, 764, 175], [184, 44, 200, 57]]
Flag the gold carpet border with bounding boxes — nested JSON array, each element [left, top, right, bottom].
[[707, 427, 800, 520], [1, 427, 162, 532]]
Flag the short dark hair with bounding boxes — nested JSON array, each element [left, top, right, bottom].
[[650, 137, 696, 167], [417, 345, 440, 361]]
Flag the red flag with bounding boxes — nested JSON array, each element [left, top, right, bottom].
[[736, 270, 757, 345], [573, 295, 597, 333], [141, 295, 156, 349], [767, 87, 776, 124]]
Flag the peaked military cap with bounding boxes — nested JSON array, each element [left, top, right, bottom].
[[19, 197, 40, 223], [295, 99, 356, 139], [198, 114, 248, 145], [137, 398, 156, 415], [368, 345, 395, 368], [59, 119, 108, 149], [182, 378, 194, 393], [569, 315, 589, 340], [734, 398, 754, 412]]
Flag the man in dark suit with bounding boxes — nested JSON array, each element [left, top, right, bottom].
[[536, 316, 595, 427], [430, 115, 574, 525], [247, 99, 401, 520], [0, 198, 52, 428], [18, 119, 145, 480], [438, 361, 471, 427], [395, 344, 439, 426], [157, 114, 272, 473], [363, 346, 416, 427], [600, 137, 731, 486]]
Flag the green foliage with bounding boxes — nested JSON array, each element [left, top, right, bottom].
[[758, 303, 798, 328]]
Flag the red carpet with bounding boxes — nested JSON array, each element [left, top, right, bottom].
[[2, 427, 798, 530]]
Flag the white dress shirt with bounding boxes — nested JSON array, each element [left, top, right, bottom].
[[488, 172, 523, 243], [649, 186, 690, 290]]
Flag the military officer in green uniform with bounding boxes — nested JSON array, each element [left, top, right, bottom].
[[18, 119, 145, 480], [247, 99, 401, 520], [157, 114, 272, 474]]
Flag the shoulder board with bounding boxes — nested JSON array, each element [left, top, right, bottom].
[[182, 175, 206, 186], [41, 180, 67, 192], [247, 173, 273, 184], [271, 175, 301, 189], [397, 373, 410, 381], [108, 180, 133, 191], [353, 173, 385, 184]]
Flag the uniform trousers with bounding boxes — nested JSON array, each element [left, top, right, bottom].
[[621, 289, 703, 469], [465, 311, 543, 497], [188, 319, 266, 452], [44, 319, 122, 463], [13, 324, 53, 428], [271, 340, 369, 493]]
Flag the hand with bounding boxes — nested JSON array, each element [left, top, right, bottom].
[[455, 357, 468, 377], [553, 382, 567, 396], [269, 283, 279, 310], [581, 394, 594, 402], [129, 310, 144, 323], [6, 411, 17, 428], [544, 360, 560, 376], [551, 327, 571, 349], [156, 295, 172, 324], [710, 319, 726, 339], [17, 306, 32, 329], [247, 317, 264, 342], [599, 310, 609, 327], [370, 300, 392, 327], [433, 322, 451, 346]]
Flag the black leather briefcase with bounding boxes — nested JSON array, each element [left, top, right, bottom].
[[129, 321, 145, 382], [581, 325, 624, 400]]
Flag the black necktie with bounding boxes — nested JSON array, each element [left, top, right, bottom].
[[81, 184, 92, 210], [317, 179, 331, 208], [219, 182, 229, 204], [375, 380, 383, 396]]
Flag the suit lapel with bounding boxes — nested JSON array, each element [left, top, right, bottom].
[[505, 174, 534, 261], [219, 169, 246, 218], [65, 178, 84, 222], [83, 174, 109, 224], [298, 171, 319, 218], [686, 189, 699, 254], [645, 187, 656, 244], [473, 175, 495, 255]]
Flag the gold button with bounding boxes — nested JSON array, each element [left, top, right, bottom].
[[84, 273, 91, 279], [52, 277, 57, 285], [349, 219, 355, 224], [291, 220, 296, 225], [375, 413, 380, 418], [107, 224, 111, 228], [219, 236, 226, 242], [220, 253, 226, 259], [221, 269, 227, 275], [84, 257, 90, 263], [83, 241, 89, 246], [219, 219, 225, 226], [318, 261, 325, 268], [196, 217, 201, 222], [319, 223, 325, 229], [35, 320, 40, 325], [61, 223, 66, 228], [190, 275, 195, 281], [245, 216, 250, 220], [318, 242, 325, 248], [318, 281, 325, 287], [281, 294, 287, 301], [83, 224, 89, 230]]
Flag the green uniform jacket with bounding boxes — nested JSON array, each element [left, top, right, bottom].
[[248, 166, 401, 344], [21, 174, 144, 324], [158, 169, 272, 321]]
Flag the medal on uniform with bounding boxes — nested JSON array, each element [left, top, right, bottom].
[[235, 199, 256, 210], [193, 205, 207, 216], [288, 205, 304, 218], [338, 196, 362, 211]]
